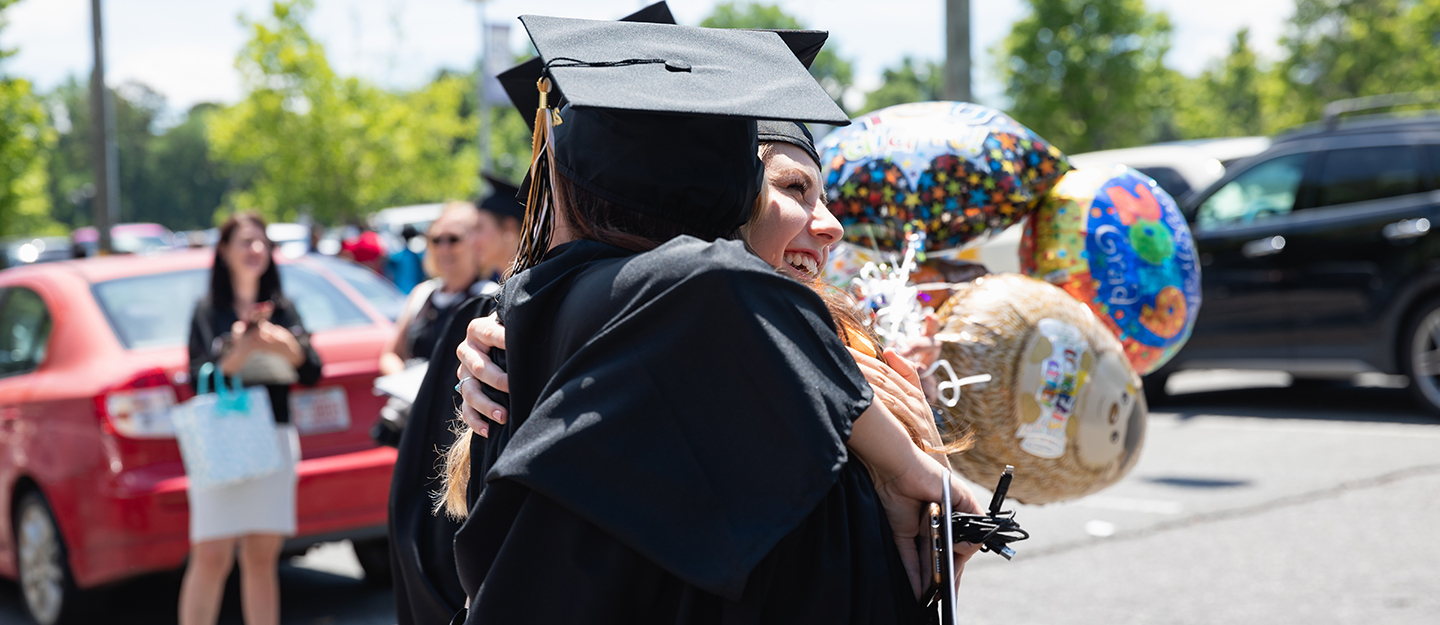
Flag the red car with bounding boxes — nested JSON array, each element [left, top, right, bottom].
[[0, 250, 400, 624]]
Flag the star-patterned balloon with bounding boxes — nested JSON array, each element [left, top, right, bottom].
[[819, 101, 1070, 253]]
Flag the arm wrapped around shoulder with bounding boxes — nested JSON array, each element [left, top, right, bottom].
[[490, 248, 873, 600]]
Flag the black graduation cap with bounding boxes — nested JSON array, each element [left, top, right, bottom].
[[521, 17, 845, 123], [478, 173, 524, 221], [498, 2, 676, 132], [515, 15, 847, 233]]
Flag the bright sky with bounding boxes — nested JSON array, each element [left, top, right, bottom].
[[2, 0, 1295, 117]]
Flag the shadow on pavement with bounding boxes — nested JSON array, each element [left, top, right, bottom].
[[1142, 476, 1253, 488], [0, 559, 394, 625], [1153, 378, 1439, 426]]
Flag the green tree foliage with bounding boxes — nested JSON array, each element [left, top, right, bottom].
[[43, 78, 227, 230], [0, 0, 61, 237], [207, 0, 477, 224], [699, 2, 855, 114], [997, 0, 1175, 153], [1174, 29, 1267, 139], [1270, 0, 1440, 131], [859, 57, 944, 114]]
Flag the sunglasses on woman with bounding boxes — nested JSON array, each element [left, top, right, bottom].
[[430, 234, 464, 246]]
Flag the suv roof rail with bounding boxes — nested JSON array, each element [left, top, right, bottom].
[[1323, 92, 1440, 129]]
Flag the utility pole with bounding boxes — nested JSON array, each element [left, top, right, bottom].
[[945, 0, 972, 103], [473, 0, 491, 180], [89, 0, 119, 254]]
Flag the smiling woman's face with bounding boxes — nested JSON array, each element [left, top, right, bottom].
[[745, 142, 843, 281]]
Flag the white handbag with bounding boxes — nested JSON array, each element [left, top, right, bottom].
[[172, 363, 285, 491]]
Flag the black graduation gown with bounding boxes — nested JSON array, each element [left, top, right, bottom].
[[387, 295, 496, 625], [454, 237, 931, 624]]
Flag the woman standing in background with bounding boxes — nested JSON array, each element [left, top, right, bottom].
[[181, 213, 322, 625]]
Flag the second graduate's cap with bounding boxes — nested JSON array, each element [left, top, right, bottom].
[[757, 120, 821, 169], [478, 173, 524, 221], [520, 15, 849, 125]]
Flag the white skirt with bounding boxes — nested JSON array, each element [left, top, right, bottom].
[[188, 424, 300, 543]]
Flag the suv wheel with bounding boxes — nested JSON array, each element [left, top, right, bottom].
[[1142, 370, 1171, 406], [351, 537, 392, 585], [14, 492, 85, 625], [1402, 298, 1440, 415]]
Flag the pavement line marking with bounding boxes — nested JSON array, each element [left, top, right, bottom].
[[1015, 463, 1440, 561], [1070, 496, 1183, 515]]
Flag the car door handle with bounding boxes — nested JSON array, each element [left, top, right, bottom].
[[1382, 218, 1430, 241], [1242, 236, 1286, 258]]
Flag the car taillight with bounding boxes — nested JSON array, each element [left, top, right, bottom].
[[97, 368, 180, 439]]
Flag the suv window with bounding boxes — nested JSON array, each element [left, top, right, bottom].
[[0, 288, 53, 377], [94, 265, 372, 349], [1311, 146, 1424, 209], [1196, 153, 1309, 229], [1428, 144, 1440, 191]]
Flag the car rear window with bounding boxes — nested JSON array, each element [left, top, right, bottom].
[[94, 265, 373, 349], [1312, 146, 1424, 208], [307, 256, 405, 321]]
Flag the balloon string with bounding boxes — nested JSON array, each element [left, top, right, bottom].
[[924, 359, 991, 408]]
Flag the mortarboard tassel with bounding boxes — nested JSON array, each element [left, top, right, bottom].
[[511, 76, 560, 275]]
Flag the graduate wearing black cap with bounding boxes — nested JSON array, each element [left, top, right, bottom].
[[386, 7, 682, 625], [473, 174, 525, 282], [442, 15, 965, 625]]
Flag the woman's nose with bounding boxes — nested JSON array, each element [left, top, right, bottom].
[[811, 201, 843, 245]]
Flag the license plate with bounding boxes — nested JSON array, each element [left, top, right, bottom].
[[290, 386, 351, 435]]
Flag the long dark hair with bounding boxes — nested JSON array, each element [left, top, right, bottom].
[[441, 174, 767, 519], [509, 171, 751, 278], [211, 212, 282, 309]]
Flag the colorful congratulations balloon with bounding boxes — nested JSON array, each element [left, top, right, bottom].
[[1019, 165, 1202, 375], [819, 101, 1070, 253], [933, 274, 1147, 505]]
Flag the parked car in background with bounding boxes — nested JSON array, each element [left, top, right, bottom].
[[963, 137, 1274, 275], [1, 237, 76, 270], [267, 222, 313, 259], [0, 250, 404, 624], [1068, 136, 1270, 202], [370, 203, 444, 253], [71, 223, 175, 257], [1154, 94, 1440, 413]]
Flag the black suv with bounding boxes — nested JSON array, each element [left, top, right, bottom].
[[1153, 94, 1440, 412]]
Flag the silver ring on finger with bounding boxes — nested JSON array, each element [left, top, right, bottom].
[[454, 376, 474, 393]]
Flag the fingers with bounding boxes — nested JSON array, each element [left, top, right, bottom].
[[455, 375, 507, 427], [467, 314, 507, 351], [881, 349, 924, 391], [949, 475, 983, 515], [457, 337, 509, 393], [460, 402, 489, 438], [923, 312, 940, 337]]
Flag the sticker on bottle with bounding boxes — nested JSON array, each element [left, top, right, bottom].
[[1015, 318, 1090, 458]]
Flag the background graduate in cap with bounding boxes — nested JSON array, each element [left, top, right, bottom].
[[443, 14, 981, 624]]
